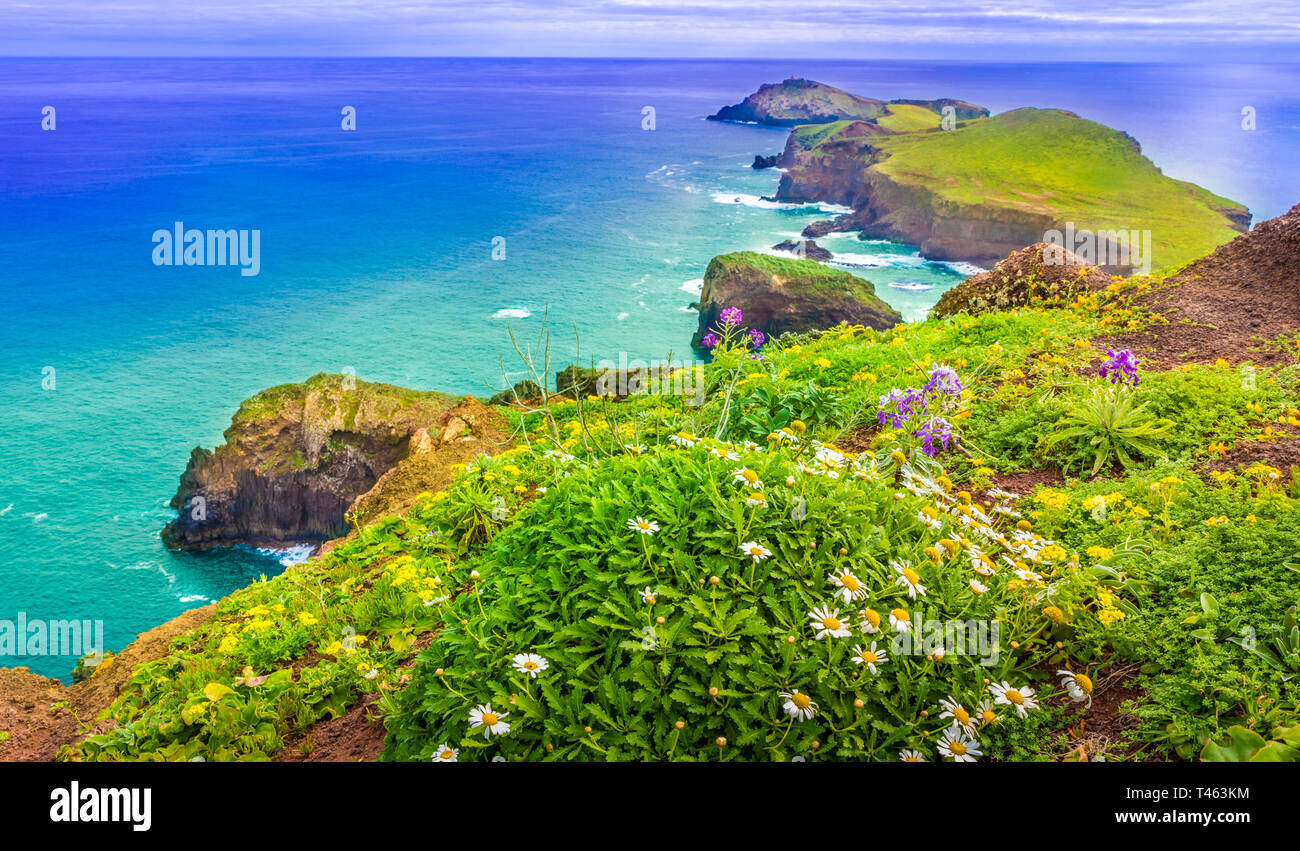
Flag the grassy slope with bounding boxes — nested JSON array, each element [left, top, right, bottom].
[[867, 108, 1246, 271], [65, 270, 1300, 762], [875, 103, 943, 133]]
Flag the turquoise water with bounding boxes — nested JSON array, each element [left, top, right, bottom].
[[2, 59, 1296, 678]]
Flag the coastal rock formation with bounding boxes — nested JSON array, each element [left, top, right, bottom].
[[752, 153, 782, 169], [160, 373, 460, 551], [709, 78, 989, 127], [775, 107, 1250, 270], [931, 243, 1114, 318], [692, 251, 901, 346], [772, 239, 833, 261]]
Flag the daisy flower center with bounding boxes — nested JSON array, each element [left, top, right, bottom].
[[981, 710, 996, 723], [902, 568, 920, 584], [742, 469, 759, 484], [863, 609, 880, 627], [953, 707, 970, 725], [791, 693, 811, 709], [438, 749, 454, 760], [840, 575, 860, 591], [891, 609, 909, 622], [1005, 689, 1024, 705], [1076, 674, 1093, 694], [749, 546, 765, 556], [860, 650, 877, 663], [949, 741, 967, 756], [481, 712, 499, 725], [822, 616, 842, 630], [523, 662, 537, 671]]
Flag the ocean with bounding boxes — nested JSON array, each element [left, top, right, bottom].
[[1, 59, 1297, 678]]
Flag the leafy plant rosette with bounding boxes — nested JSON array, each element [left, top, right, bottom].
[[383, 431, 1100, 762], [1041, 348, 1174, 476]]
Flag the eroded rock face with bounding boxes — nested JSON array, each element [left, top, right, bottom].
[[160, 374, 458, 551], [692, 252, 901, 347], [709, 78, 888, 126], [930, 243, 1114, 318]]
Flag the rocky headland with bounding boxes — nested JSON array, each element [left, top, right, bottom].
[[722, 80, 1250, 272]]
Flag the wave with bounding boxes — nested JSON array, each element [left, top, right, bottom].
[[255, 543, 316, 567], [178, 594, 209, 603], [831, 252, 928, 269], [709, 193, 852, 215], [680, 278, 704, 295], [491, 308, 532, 319], [940, 261, 985, 276], [889, 281, 935, 292]]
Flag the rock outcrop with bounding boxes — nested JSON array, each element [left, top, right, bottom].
[[931, 243, 1114, 318], [709, 78, 989, 127], [772, 239, 832, 261], [160, 374, 460, 551], [692, 251, 901, 346]]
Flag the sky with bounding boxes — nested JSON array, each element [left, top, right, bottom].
[[0, 0, 1297, 61]]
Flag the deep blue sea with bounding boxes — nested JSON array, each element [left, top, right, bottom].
[[1, 59, 1297, 678]]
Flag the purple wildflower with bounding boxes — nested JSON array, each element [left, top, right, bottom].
[[1099, 349, 1140, 386], [922, 363, 963, 397], [701, 332, 718, 348], [749, 328, 766, 349], [876, 387, 928, 429], [719, 306, 743, 327], [914, 417, 953, 457]]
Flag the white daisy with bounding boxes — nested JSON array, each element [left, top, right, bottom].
[[780, 689, 819, 721], [431, 743, 458, 763], [937, 724, 982, 762], [627, 517, 659, 536], [918, 511, 943, 531], [988, 681, 1039, 717], [809, 605, 852, 640], [850, 641, 887, 674], [969, 578, 988, 595], [731, 467, 764, 489], [889, 608, 913, 634], [975, 698, 1000, 727], [468, 703, 511, 738], [938, 697, 977, 734], [899, 749, 928, 762], [828, 570, 867, 604], [640, 587, 657, 604], [623, 443, 646, 455], [668, 431, 698, 447], [738, 541, 772, 562], [892, 560, 927, 599], [511, 653, 549, 679], [1058, 669, 1094, 707], [745, 492, 769, 508]]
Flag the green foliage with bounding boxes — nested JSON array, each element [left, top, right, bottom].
[[1041, 385, 1174, 476], [1201, 724, 1300, 762]]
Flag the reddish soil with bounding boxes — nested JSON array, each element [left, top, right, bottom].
[[0, 604, 216, 761], [277, 694, 387, 762], [1057, 664, 1145, 762], [983, 467, 1065, 499], [1201, 435, 1300, 476], [1099, 203, 1300, 367]]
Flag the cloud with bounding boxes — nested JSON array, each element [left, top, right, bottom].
[[2, 0, 1296, 58]]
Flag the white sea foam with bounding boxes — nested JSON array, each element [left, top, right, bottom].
[[940, 261, 985, 276], [178, 594, 208, 603], [831, 252, 928, 269], [0, 503, 11, 516], [680, 278, 704, 295], [256, 543, 316, 567], [492, 308, 532, 319], [889, 281, 935, 292], [709, 193, 852, 215], [617, 312, 629, 320]]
